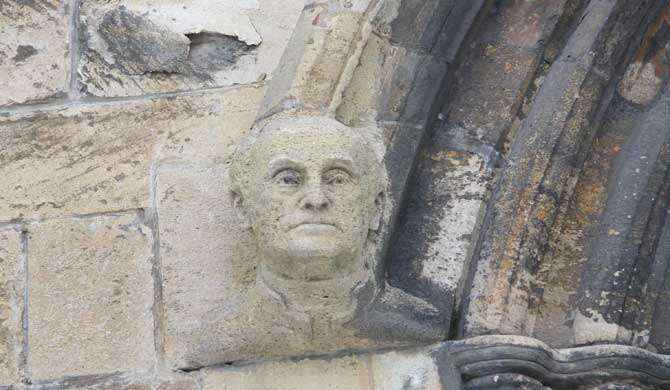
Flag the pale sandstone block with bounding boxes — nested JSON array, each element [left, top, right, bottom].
[[158, 85, 265, 164], [259, 4, 369, 116], [0, 0, 69, 106], [98, 378, 199, 390], [0, 85, 265, 222], [27, 214, 155, 381], [0, 230, 24, 386], [201, 355, 370, 390], [158, 165, 257, 369], [370, 349, 442, 390], [78, 0, 304, 97]]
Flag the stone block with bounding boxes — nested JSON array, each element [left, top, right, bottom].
[[201, 355, 370, 390], [0, 84, 265, 222], [158, 165, 257, 369], [370, 349, 442, 390], [158, 85, 265, 164], [0, 229, 24, 386], [27, 214, 155, 381], [258, 3, 371, 116], [0, 0, 69, 106], [101, 378, 199, 390], [78, 0, 305, 97]]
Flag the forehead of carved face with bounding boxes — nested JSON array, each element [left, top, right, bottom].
[[233, 117, 384, 281]]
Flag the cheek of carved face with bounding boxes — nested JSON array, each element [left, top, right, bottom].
[[244, 130, 381, 280]]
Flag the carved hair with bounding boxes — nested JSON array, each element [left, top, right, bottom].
[[229, 113, 386, 200]]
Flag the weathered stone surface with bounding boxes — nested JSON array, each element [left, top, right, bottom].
[[158, 164, 257, 369], [92, 378, 199, 390], [0, 106, 161, 222], [0, 84, 265, 222], [0, 229, 23, 386], [258, 1, 374, 117], [198, 346, 455, 390], [200, 355, 371, 390], [370, 349, 441, 390], [160, 114, 444, 368], [388, 148, 490, 313], [158, 85, 265, 164], [152, 86, 264, 369], [450, 335, 670, 389], [27, 214, 155, 380], [337, 34, 448, 127], [0, 0, 69, 106], [464, 0, 659, 337], [78, 0, 304, 97]]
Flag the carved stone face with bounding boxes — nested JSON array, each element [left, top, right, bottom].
[[232, 116, 383, 281]]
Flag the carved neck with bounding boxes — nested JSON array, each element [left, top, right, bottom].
[[258, 260, 370, 319]]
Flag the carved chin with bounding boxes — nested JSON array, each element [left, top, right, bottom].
[[285, 232, 355, 259]]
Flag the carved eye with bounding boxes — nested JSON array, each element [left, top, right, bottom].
[[323, 168, 352, 185], [274, 169, 301, 186]]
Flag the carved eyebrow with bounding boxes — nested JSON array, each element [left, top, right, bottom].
[[267, 158, 303, 176], [323, 158, 354, 171]]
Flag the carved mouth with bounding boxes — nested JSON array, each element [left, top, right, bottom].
[[290, 222, 340, 233]]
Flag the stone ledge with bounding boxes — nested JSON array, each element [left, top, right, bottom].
[[449, 335, 670, 389]]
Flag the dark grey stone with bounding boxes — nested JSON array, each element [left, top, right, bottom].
[[98, 6, 191, 75]]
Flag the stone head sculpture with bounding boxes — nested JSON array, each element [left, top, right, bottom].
[[230, 114, 385, 284]]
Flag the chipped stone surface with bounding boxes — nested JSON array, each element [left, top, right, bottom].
[[27, 214, 155, 380], [0, 0, 69, 106], [0, 85, 264, 222], [200, 355, 371, 390], [0, 230, 23, 386], [78, 0, 304, 97]]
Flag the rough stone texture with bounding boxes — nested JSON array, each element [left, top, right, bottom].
[[463, 0, 660, 337], [158, 154, 444, 368], [370, 349, 441, 390], [257, 1, 373, 116], [78, 0, 304, 97], [198, 345, 457, 390], [388, 149, 490, 311], [201, 355, 370, 390], [0, 105, 161, 222], [158, 164, 257, 369], [27, 214, 155, 381], [0, 230, 23, 386], [0, 85, 265, 223], [3, 0, 670, 387], [54, 376, 200, 390], [450, 335, 670, 389], [0, 0, 69, 106], [149, 86, 263, 369]]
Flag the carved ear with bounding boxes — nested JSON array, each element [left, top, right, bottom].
[[369, 191, 384, 231], [231, 190, 252, 230]]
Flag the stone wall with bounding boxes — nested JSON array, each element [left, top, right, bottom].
[[4, 0, 670, 389], [1, 0, 304, 387]]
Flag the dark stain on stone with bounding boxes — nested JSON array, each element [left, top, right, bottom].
[[186, 32, 258, 77], [12, 44, 37, 63], [98, 6, 191, 76]]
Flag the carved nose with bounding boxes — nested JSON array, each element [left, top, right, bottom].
[[300, 189, 330, 210]]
